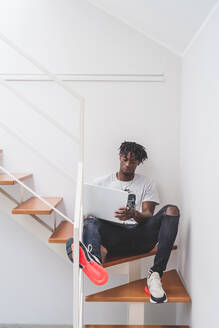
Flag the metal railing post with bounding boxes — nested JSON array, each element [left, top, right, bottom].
[[73, 162, 83, 328]]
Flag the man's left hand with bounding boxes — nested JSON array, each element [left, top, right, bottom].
[[114, 206, 135, 221]]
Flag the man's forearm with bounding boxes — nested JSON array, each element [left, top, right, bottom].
[[133, 209, 153, 223]]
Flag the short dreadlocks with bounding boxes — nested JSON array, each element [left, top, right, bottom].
[[119, 141, 148, 164]]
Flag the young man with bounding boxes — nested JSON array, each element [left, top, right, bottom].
[[66, 141, 180, 303]]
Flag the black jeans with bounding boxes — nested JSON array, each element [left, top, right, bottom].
[[83, 204, 180, 276]]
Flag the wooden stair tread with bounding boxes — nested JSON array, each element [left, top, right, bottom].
[[86, 269, 191, 303], [48, 221, 73, 243], [103, 245, 177, 268], [85, 326, 189, 328], [0, 173, 32, 185], [12, 196, 62, 214]]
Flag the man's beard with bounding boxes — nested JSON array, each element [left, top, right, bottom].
[[121, 169, 134, 177]]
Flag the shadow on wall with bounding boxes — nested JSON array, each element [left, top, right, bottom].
[[177, 214, 192, 325], [180, 216, 191, 279]]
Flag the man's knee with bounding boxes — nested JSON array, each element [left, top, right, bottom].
[[83, 217, 99, 228], [165, 205, 180, 217]]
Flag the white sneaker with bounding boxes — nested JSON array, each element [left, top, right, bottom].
[[145, 270, 167, 303]]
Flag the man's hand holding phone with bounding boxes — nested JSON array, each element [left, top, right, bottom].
[[114, 206, 135, 221]]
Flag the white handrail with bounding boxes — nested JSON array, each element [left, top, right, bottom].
[[0, 73, 165, 82], [73, 162, 83, 328], [0, 165, 73, 224], [79, 100, 85, 163], [79, 270, 84, 328], [0, 120, 75, 182], [0, 76, 80, 144]]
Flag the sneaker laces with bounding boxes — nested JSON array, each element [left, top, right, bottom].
[[147, 269, 154, 279], [149, 273, 162, 287], [147, 271, 165, 298], [87, 244, 101, 264]]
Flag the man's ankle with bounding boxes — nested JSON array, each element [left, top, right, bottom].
[[100, 245, 108, 264], [149, 268, 163, 278]]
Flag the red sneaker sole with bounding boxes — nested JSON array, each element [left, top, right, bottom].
[[145, 285, 150, 295], [72, 244, 108, 286]]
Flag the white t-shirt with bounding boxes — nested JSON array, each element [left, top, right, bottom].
[[93, 173, 160, 225]]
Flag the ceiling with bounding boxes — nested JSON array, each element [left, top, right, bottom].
[[88, 0, 218, 56]]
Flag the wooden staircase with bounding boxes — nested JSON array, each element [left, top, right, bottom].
[[86, 270, 190, 303], [0, 154, 191, 327], [0, 173, 33, 185], [48, 220, 190, 327], [49, 220, 73, 243], [0, 172, 62, 216], [84, 267, 190, 326], [12, 196, 62, 214]]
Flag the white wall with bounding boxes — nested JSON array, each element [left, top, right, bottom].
[[0, 204, 73, 325], [178, 4, 219, 327], [0, 0, 181, 325]]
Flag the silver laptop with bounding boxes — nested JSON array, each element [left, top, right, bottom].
[[83, 183, 128, 224]]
